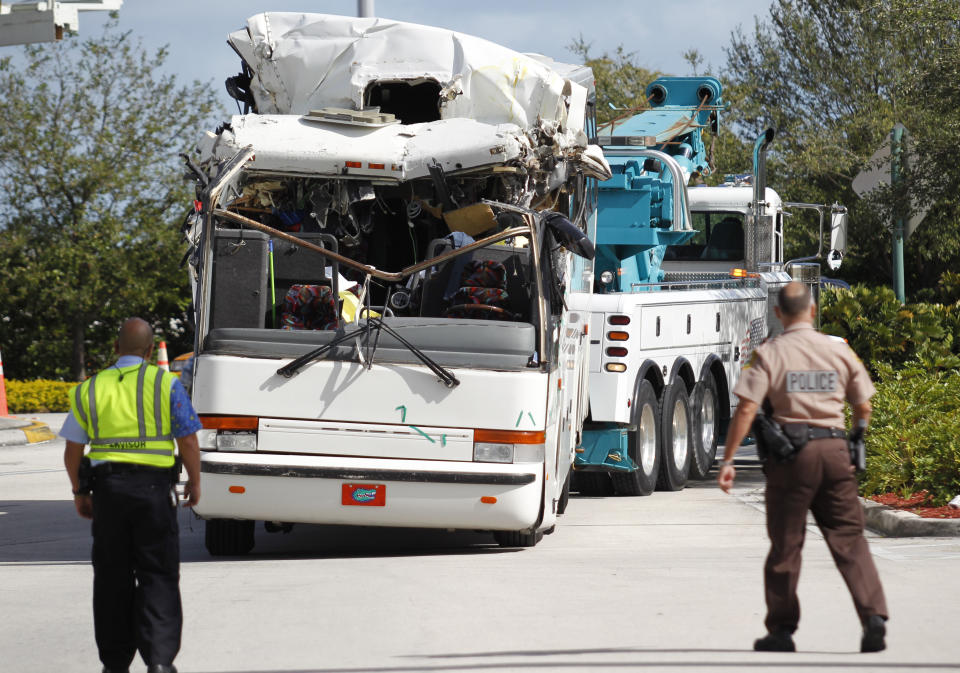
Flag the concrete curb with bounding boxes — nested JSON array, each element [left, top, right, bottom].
[[0, 419, 56, 446], [862, 497, 960, 537]]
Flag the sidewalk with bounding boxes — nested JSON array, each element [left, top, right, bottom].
[[0, 414, 58, 446]]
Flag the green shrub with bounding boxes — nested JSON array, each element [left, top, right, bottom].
[[861, 363, 960, 506], [5, 379, 74, 413], [821, 284, 960, 374], [937, 271, 960, 304]]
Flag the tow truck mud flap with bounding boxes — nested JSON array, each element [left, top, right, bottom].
[[195, 454, 542, 530], [575, 425, 635, 472]]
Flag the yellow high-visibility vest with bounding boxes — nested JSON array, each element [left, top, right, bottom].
[[70, 362, 175, 468]]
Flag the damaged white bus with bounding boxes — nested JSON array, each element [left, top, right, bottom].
[[184, 14, 607, 554]]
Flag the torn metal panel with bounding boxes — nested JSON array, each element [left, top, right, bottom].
[[228, 12, 584, 129], [203, 13, 612, 211], [209, 114, 527, 180]]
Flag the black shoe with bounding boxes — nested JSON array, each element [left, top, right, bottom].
[[147, 666, 177, 673], [754, 630, 796, 652], [101, 668, 129, 673], [861, 615, 886, 653]]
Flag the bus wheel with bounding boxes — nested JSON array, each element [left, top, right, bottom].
[[612, 379, 660, 496], [557, 470, 571, 515], [656, 383, 692, 491], [205, 518, 255, 556], [690, 374, 720, 479], [493, 529, 543, 548]]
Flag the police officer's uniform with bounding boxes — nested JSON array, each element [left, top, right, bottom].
[[733, 322, 888, 636], [67, 359, 188, 671]]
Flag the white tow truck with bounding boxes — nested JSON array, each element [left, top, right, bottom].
[[573, 79, 848, 496], [182, 14, 608, 554]]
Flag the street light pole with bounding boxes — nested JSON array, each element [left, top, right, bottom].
[[891, 124, 906, 303]]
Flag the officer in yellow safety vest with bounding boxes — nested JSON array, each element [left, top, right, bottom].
[[62, 318, 202, 673]]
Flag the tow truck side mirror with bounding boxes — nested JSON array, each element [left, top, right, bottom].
[[543, 213, 596, 260], [827, 210, 848, 271]]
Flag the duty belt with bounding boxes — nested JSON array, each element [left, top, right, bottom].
[[92, 461, 172, 476], [807, 427, 847, 440]]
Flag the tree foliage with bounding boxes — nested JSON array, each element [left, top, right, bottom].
[[721, 0, 960, 294], [567, 37, 661, 125], [0, 20, 220, 380]]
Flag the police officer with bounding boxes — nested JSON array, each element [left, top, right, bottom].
[[62, 318, 202, 673], [717, 282, 888, 653]]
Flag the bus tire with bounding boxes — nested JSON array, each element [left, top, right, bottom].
[[205, 518, 255, 556], [572, 470, 613, 496], [612, 379, 660, 496], [494, 529, 543, 548], [656, 383, 692, 491], [690, 374, 720, 479]]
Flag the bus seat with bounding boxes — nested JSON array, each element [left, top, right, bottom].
[[280, 284, 339, 330], [446, 260, 513, 320]]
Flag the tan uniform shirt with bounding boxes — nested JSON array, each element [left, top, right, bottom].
[[733, 323, 875, 428]]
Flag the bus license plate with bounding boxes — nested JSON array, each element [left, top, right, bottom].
[[341, 483, 386, 506]]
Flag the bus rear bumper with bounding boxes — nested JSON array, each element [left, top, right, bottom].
[[192, 451, 543, 531]]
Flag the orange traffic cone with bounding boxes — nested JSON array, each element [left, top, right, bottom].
[[0, 346, 8, 416], [157, 341, 170, 372]]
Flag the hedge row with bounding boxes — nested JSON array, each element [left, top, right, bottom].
[[821, 282, 960, 505], [863, 363, 960, 506], [821, 284, 960, 374], [4, 379, 73, 413]]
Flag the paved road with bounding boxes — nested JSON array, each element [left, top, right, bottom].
[[2, 420, 959, 672]]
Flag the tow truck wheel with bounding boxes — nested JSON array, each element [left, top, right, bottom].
[[493, 529, 544, 548], [690, 374, 720, 479], [656, 383, 692, 491], [205, 518, 255, 556], [612, 379, 660, 496]]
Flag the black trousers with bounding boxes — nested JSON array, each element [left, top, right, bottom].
[[763, 438, 888, 633], [92, 468, 182, 669]]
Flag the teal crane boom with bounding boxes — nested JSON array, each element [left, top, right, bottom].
[[594, 76, 724, 291]]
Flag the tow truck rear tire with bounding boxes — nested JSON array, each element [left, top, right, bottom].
[[205, 518, 255, 556], [612, 379, 660, 496], [656, 383, 692, 491], [494, 529, 543, 548], [690, 374, 720, 479]]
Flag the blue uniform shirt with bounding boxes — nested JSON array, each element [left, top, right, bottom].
[[60, 355, 203, 444]]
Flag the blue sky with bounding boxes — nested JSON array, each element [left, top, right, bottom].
[[66, 1, 770, 111]]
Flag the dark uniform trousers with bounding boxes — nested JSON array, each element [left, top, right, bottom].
[[92, 468, 182, 669], [763, 438, 888, 633]]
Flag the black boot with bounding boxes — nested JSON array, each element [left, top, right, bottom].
[[861, 615, 886, 653], [147, 666, 177, 673], [754, 630, 796, 652], [101, 668, 129, 673]]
